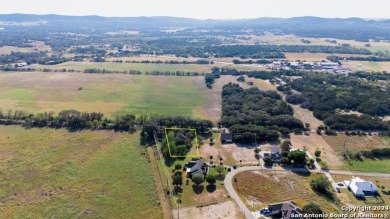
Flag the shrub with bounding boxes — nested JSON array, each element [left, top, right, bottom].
[[192, 173, 204, 186], [319, 161, 328, 170], [303, 202, 323, 215], [310, 175, 331, 193], [263, 157, 273, 165], [314, 149, 321, 158], [206, 174, 216, 185]]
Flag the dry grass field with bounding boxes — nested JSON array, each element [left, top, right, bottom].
[[290, 134, 344, 169], [0, 41, 51, 55], [0, 72, 218, 121], [172, 200, 243, 219], [234, 170, 340, 213], [343, 61, 390, 72], [0, 126, 163, 218]]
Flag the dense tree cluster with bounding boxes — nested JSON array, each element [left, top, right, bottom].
[[221, 83, 303, 143], [352, 71, 390, 81], [140, 116, 212, 145], [205, 45, 372, 56], [161, 129, 196, 157], [286, 73, 390, 131]]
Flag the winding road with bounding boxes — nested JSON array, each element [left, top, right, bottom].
[[224, 164, 390, 219]]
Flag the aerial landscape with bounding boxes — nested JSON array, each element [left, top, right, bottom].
[[0, 1, 390, 218]]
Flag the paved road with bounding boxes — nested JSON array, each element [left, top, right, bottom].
[[224, 165, 390, 219]]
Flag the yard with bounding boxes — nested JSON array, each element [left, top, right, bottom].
[[0, 126, 163, 218], [233, 170, 340, 213], [332, 174, 390, 211], [0, 72, 218, 121]]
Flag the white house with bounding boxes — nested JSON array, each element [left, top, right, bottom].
[[344, 177, 379, 197]]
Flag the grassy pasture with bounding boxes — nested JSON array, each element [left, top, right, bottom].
[[233, 170, 340, 213], [0, 72, 217, 121], [322, 134, 390, 173], [35, 62, 215, 73], [0, 126, 163, 218]]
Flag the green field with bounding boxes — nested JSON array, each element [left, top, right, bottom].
[[0, 126, 163, 218], [36, 62, 215, 73], [344, 159, 390, 173], [0, 72, 216, 120]]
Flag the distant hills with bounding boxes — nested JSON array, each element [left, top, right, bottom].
[[1, 14, 389, 41], [0, 13, 389, 29]]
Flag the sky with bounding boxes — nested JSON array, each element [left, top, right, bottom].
[[0, 0, 389, 19]]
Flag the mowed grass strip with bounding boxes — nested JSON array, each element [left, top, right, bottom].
[[0, 126, 163, 218]]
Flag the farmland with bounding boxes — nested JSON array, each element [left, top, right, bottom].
[[0, 72, 218, 121], [35, 62, 216, 73], [0, 126, 163, 218]]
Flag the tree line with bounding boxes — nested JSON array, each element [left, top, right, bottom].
[[84, 68, 204, 76], [112, 59, 213, 65], [0, 109, 213, 138]]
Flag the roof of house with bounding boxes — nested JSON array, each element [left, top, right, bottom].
[[185, 159, 207, 175], [271, 146, 280, 154], [221, 133, 233, 141], [345, 177, 378, 196], [268, 202, 302, 219]]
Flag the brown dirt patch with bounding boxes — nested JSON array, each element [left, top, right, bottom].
[[172, 200, 242, 219], [290, 134, 344, 169]]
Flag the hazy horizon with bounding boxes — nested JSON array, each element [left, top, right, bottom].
[[0, 0, 389, 20]]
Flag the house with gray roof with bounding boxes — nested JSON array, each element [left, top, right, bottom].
[[184, 158, 208, 178], [263, 201, 303, 219], [344, 177, 379, 197]]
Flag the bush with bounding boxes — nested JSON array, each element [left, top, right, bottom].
[[314, 149, 321, 158], [280, 157, 290, 165], [175, 163, 182, 171], [287, 150, 306, 164], [192, 173, 204, 186], [318, 161, 328, 170], [302, 202, 323, 215], [206, 174, 216, 184], [310, 175, 331, 193], [263, 157, 273, 165]]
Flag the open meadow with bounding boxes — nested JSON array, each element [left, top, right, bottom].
[[0, 72, 220, 122], [0, 126, 163, 218]]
